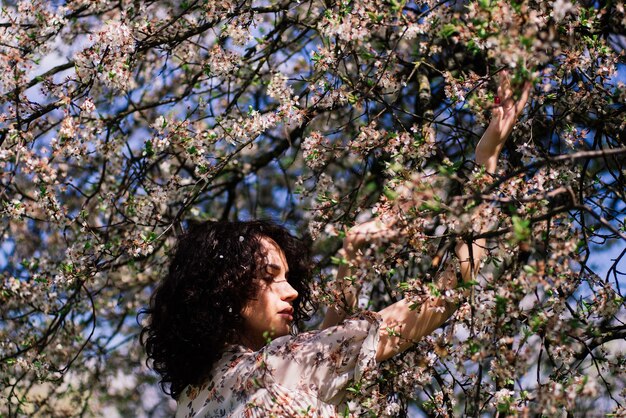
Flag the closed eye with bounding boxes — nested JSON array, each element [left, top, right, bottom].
[[266, 263, 288, 275]]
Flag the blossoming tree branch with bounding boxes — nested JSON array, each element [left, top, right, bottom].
[[0, 0, 625, 416]]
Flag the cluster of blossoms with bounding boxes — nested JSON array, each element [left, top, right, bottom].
[[385, 125, 438, 163], [319, 4, 371, 44], [307, 173, 342, 241], [220, 15, 253, 46], [307, 75, 352, 109], [266, 72, 293, 102], [310, 45, 337, 72], [350, 121, 386, 155], [204, 44, 240, 78], [75, 19, 136, 90], [302, 131, 332, 170]]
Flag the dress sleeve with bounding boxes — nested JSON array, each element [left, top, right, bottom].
[[256, 311, 382, 404]]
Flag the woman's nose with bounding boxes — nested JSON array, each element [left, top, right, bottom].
[[282, 281, 298, 302]]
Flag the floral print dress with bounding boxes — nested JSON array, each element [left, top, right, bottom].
[[176, 312, 381, 418]]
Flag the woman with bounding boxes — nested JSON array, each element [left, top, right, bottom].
[[141, 72, 531, 417]]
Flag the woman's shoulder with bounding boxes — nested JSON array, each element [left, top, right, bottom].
[[175, 346, 260, 417], [213, 344, 258, 375], [176, 314, 382, 417], [218, 311, 382, 361]]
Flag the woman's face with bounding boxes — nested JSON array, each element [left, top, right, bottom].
[[240, 237, 299, 350]]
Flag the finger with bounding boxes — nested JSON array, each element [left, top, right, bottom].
[[381, 216, 398, 228], [515, 81, 532, 114], [504, 82, 513, 99], [499, 70, 510, 93], [498, 69, 509, 85], [492, 108, 504, 125], [350, 219, 391, 239], [503, 96, 514, 111], [499, 84, 513, 105]]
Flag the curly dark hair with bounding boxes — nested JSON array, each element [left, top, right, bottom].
[[140, 220, 314, 399]]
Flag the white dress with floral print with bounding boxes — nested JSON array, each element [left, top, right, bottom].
[[176, 313, 381, 418]]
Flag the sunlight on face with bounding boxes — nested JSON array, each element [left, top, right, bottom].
[[240, 237, 298, 350]]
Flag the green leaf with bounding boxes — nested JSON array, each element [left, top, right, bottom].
[[383, 187, 398, 201], [34, 276, 48, 284], [458, 280, 478, 289], [519, 36, 533, 49], [440, 23, 457, 38], [330, 256, 348, 266], [144, 140, 154, 157], [419, 200, 442, 212], [523, 265, 537, 274], [367, 12, 383, 23], [495, 295, 507, 316], [512, 216, 531, 242]]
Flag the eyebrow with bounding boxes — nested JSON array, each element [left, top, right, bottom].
[[266, 263, 289, 275]]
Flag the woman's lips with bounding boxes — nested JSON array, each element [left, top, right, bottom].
[[279, 313, 293, 321], [278, 308, 294, 321]]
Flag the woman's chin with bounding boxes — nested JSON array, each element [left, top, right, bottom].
[[272, 324, 291, 339]]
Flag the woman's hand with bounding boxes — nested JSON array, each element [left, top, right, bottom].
[[342, 219, 398, 257], [457, 70, 532, 285], [476, 70, 532, 173], [321, 218, 398, 329]]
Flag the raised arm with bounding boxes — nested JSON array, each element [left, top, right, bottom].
[[321, 219, 396, 329], [375, 71, 532, 361], [457, 71, 531, 282]]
